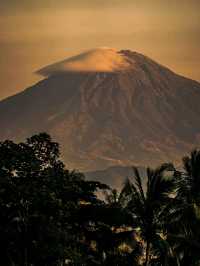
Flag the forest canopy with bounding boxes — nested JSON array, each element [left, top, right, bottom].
[[0, 133, 200, 266]]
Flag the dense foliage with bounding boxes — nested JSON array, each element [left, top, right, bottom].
[[0, 133, 200, 265]]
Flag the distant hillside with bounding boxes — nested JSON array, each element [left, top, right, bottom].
[[85, 165, 146, 189]]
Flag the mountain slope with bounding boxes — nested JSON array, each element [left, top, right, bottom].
[[0, 47, 200, 171]]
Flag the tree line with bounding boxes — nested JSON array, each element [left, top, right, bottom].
[[0, 133, 200, 265]]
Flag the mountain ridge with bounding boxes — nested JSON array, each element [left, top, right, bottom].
[[0, 48, 200, 172]]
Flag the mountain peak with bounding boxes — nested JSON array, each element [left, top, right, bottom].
[[1, 48, 200, 172], [38, 47, 131, 76]]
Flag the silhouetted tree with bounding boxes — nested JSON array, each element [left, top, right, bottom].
[[0, 133, 107, 265], [166, 150, 200, 265], [1, 133, 200, 266], [120, 164, 175, 265]]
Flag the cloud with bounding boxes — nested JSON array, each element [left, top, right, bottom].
[[37, 47, 131, 76]]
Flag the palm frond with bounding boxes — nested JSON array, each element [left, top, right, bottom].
[[147, 163, 175, 206], [133, 166, 146, 204]]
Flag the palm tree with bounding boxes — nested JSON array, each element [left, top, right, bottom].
[[167, 150, 200, 265], [179, 149, 200, 203], [121, 163, 175, 265], [87, 188, 142, 265]]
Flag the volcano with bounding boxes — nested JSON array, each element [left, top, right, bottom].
[[0, 47, 200, 171]]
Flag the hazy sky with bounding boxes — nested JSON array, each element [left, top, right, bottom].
[[0, 0, 200, 99]]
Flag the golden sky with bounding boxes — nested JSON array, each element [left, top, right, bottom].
[[0, 0, 200, 99]]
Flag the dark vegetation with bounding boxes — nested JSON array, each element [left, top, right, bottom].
[[0, 133, 200, 265]]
